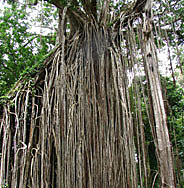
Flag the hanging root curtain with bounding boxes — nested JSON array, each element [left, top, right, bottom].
[[0, 0, 181, 187]]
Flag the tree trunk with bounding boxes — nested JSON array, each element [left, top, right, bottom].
[[141, 1, 175, 186]]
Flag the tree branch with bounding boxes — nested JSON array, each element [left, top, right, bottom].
[[80, 0, 97, 20], [91, 0, 97, 19], [45, 0, 88, 37], [114, 0, 148, 30], [23, 35, 38, 48]]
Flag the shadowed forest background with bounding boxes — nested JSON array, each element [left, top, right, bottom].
[[0, 0, 184, 187]]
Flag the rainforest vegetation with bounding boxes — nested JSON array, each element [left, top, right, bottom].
[[0, 0, 184, 187]]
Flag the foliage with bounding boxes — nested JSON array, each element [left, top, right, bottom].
[[130, 76, 184, 186], [167, 0, 184, 45], [154, 0, 184, 45], [165, 78, 184, 161], [0, 2, 56, 97]]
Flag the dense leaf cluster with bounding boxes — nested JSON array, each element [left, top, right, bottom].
[[0, 3, 56, 97], [166, 78, 184, 160]]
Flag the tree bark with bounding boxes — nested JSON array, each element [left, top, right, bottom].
[[141, 0, 175, 187]]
